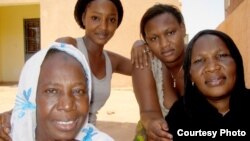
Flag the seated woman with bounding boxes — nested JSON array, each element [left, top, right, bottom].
[[10, 42, 113, 141], [166, 29, 250, 140]]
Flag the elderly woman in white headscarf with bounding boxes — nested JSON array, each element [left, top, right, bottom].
[[10, 42, 113, 141]]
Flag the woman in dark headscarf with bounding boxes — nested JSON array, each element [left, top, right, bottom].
[[166, 29, 250, 140]]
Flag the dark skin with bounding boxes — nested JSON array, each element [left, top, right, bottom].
[[0, 111, 11, 141], [0, 1, 131, 140], [190, 34, 236, 114], [132, 12, 186, 141], [1, 0, 153, 139], [36, 52, 89, 141], [74, 0, 131, 77], [65, 0, 131, 77]]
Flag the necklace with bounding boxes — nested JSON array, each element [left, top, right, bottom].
[[222, 109, 230, 116], [170, 66, 183, 88]]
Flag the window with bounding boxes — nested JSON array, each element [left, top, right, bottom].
[[24, 18, 40, 53]]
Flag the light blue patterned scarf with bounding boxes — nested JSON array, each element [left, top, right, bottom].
[[10, 42, 114, 141]]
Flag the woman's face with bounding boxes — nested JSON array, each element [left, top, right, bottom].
[[190, 34, 236, 101], [36, 52, 89, 141], [144, 12, 186, 64], [83, 0, 118, 46]]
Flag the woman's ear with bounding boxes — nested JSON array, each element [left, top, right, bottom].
[[181, 23, 186, 38], [189, 70, 194, 83], [82, 12, 86, 27]]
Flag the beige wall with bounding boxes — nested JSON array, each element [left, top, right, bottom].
[[224, 0, 244, 17], [40, 0, 181, 47], [0, 29, 1, 81], [0, 4, 39, 82], [1, 0, 248, 88], [218, 0, 250, 88], [0, 16, 1, 80], [0, 0, 39, 6], [0, 0, 181, 87], [40, 0, 181, 87]]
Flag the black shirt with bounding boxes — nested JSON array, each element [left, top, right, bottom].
[[165, 90, 250, 141]]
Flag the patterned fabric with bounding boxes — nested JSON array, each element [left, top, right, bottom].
[[134, 121, 147, 141], [10, 42, 114, 141], [151, 57, 169, 117], [78, 124, 113, 141]]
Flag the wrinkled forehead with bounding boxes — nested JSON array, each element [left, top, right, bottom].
[[43, 50, 76, 63], [192, 34, 230, 55]]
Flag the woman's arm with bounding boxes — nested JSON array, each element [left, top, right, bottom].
[[132, 65, 172, 140], [98, 39, 151, 76], [107, 51, 132, 76], [131, 40, 150, 69]]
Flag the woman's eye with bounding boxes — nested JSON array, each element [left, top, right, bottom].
[[72, 88, 86, 96], [45, 88, 58, 95], [91, 16, 99, 21], [193, 58, 203, 64], [150, 37, 157, 42], [167, 31, 176, 36], [109, 17, 117, 23], [218, 53, 230, 58]]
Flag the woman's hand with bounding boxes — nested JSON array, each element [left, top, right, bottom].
[[131, 40, 151, 69], [144, 117, 173, 141], [0, 110, 12, 141]]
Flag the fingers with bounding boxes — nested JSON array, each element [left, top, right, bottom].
[[158, 119, 173, 139], [138, 47, 145, 69], [146, 118, 173, 141], [158, 119, 169, 131], [131, 40, 151, 69], [131, 47, 141, 68], [147, 130, 173, 141], [1, 112, 11, 132], [142, 46, 149, 67], [0, 111, 12, 141], [147, 125, 173, 140], [131, 47, 135, 65], [0, 125, 11, 141]]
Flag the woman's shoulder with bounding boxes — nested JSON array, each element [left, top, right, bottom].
[[240, 89, 250, 104], [165, 97, 194, 136], [238, 89, 250, 101], [245, 88, 250, 95], [166, 97, 188, 121], [55, 36, 77, 47]]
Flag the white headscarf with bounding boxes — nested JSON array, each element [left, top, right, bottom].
[[10, 42, 114, 141]]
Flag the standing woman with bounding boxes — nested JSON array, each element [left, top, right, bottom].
[[132, 4, 186, 141], [56, 0, 131, 124], [0, 0, 132, 139]]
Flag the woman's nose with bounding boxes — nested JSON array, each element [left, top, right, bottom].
[[205, 58, 221, 73], [57, 92, 76, 112], [99, 20, 108, 30], [160, 37, 170, 49]]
